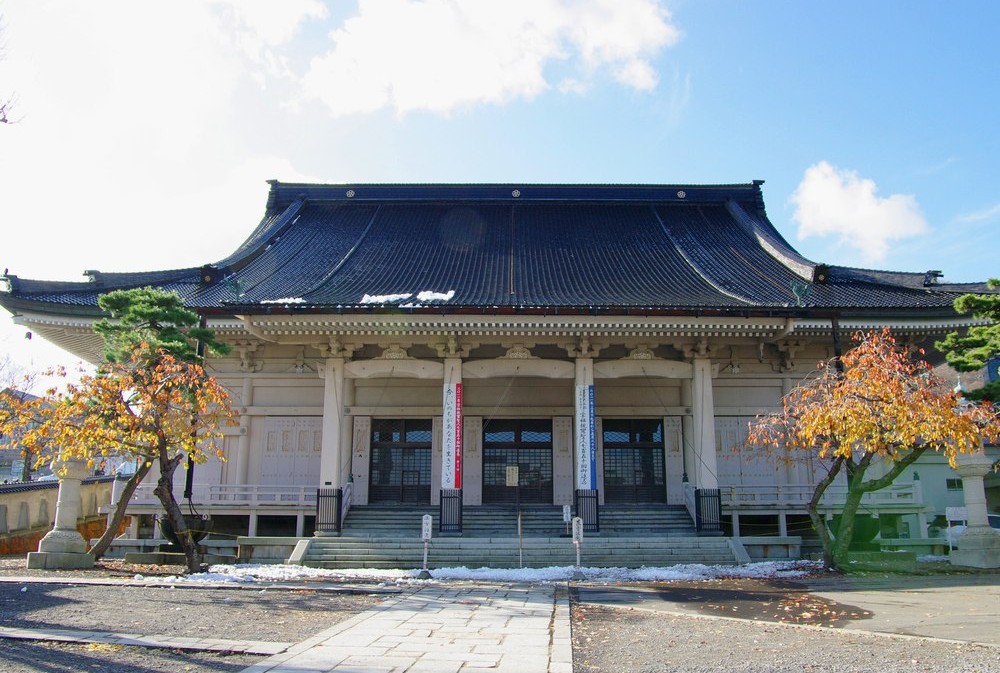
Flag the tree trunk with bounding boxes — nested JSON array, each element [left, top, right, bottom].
[[826, 446, 928, 570], [831, 471, 868, 568], [807, 456, 844, 570], [152, 452, 202, 574], [89, 461, 152, 561], [20, 449, 33, 482]]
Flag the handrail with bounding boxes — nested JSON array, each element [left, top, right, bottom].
[[683, 482, 697, 520], [720, 481, 923, 508], [131, 483, 318, 507], [341, 481, 353, 525]]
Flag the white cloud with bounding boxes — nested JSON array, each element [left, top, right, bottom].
[[954, 203, 1000, 225], [615, 59, 658, 91], [300, 0, 680, 117], [790, 162, 929, 264]]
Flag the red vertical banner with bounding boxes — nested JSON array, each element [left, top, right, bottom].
[[454, 382, 462, 489], [442, 382, 463, 489]]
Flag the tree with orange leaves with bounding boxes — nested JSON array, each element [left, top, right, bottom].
[[746, 329, 1000, 570], [1, 350, 236, 574]]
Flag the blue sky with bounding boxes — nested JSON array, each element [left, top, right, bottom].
[[1, 0, 998, 377]]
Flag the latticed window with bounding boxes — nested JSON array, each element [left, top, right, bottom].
[[369, 419, 432, 503], [602, 419, 666, 503]]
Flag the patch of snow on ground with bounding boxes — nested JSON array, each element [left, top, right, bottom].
[[178, 560, 821, 585], [917, 555, 950, 563], [360, 293, 412, 304]]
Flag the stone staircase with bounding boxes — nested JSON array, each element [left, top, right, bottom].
[[293, 503, 736, 569]]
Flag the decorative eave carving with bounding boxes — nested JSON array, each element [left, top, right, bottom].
[[680, 337, 717, 360], [234, 340, 263, 372], [234, 315, 809, 340], [775, 339, 809, 372], [434, 335, 476, 358], [379, 344, 411, 360], [560, 337, 604, 358], [313, 337, 359, 359], [503, 344, 535, 359], [626, 344, 655, 360]]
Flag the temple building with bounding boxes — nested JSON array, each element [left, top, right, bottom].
[[1, 181, 992, 561]]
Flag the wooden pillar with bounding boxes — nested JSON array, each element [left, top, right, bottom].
[[237, 378, 253, 485], [691, 357, 719, 489], [319, 358, 346, 489]]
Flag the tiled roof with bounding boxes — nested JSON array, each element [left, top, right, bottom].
[[1, 182, 988, 318]]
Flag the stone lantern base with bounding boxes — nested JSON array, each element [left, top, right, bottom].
[[26, 529, 95, 569], [26, 551, 95, 570], [950, 528, 1000, 569]]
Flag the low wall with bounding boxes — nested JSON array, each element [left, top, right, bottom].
[[237, 537, 308, 564], [737, 536, 803, 561], [0, 477, 117, 555]]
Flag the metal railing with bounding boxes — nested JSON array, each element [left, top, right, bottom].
[[439, 488, 462, 534], [574, 488, 600, 533], [315, 488, 344, 534], [694, 488, 722, 534]]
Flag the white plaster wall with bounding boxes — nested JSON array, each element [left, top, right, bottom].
[[463, 416, 483, 506], [463, 378, 572, 409], [552, 416, 573, 505], [596, 378, 682, 408], [431, 416, 442, 505], [713, 380, 783, 408], [664, 417, 685, 505], [350, 416, 371, 505], [715, 416, 787, 488]]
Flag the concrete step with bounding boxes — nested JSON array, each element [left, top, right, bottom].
[[342, 504, 697, 538], [298, 533, 736, 569]]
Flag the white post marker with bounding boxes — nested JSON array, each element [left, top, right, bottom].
[[563, 504, 572, 536], [418, 514, 433, 579], [571, 516, 585, 580]]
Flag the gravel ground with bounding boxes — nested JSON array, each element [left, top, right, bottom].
[[0, 556, 389, 673], [571, 602, 1000, 673]]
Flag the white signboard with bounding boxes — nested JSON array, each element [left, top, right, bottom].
[[441, 382, 463, 489], [572, 516, 584, 543], [506, 465, 520, 487], [575, 384, 597, 490], [421, 514, 433, 541], [563, 504, 572, 523]]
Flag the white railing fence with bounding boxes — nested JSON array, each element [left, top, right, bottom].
[[131, 483, 317, 508]]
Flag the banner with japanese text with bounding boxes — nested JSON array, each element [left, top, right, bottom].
[[442, 382, 463, 489], [575, 383, 596, 490]]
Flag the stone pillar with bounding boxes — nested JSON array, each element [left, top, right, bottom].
[[691, 357, 719, 489], [319, 357, 346, 489], [26, 459, 95, 570], [950, 450, 1000, 568]]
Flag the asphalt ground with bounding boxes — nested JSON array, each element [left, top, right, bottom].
[[574, 573, 1000, 646], [2, 557, 1000, 672]]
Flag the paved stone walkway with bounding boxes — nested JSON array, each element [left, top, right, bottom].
[[0, 625, 289, 655], [240, 584, 571, 673]]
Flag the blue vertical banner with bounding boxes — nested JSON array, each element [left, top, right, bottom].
[[575, 383, 597, 490]]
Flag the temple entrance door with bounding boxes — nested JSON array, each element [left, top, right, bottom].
[[602, 419, 667, 503], [368, 419, 432, 503], [482, 419, 553, 504]]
